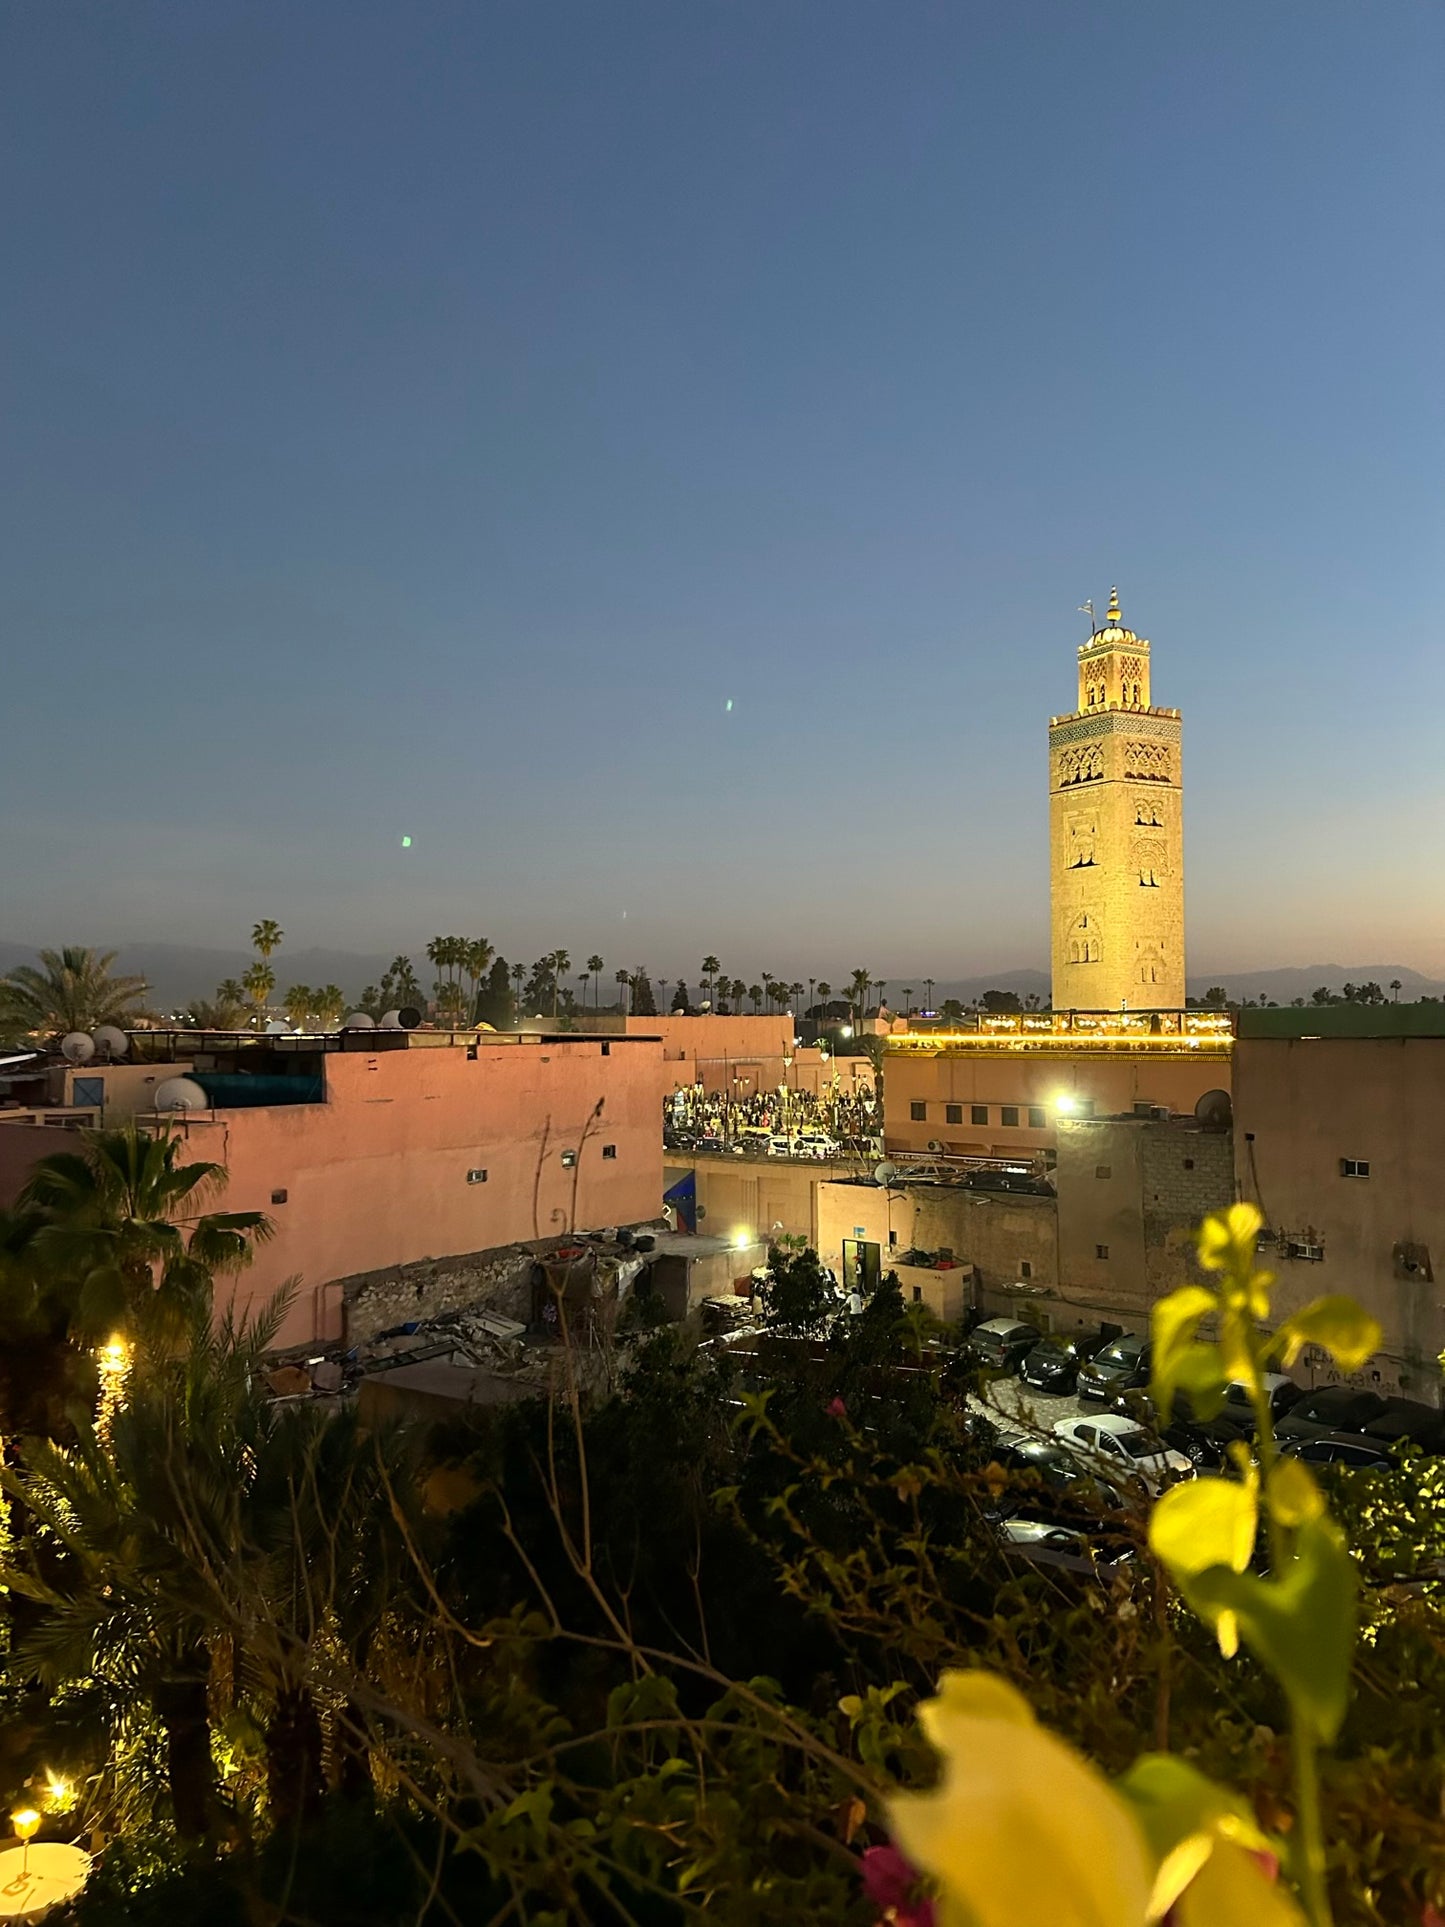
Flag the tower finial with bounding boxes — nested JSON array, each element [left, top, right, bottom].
[[1106, 585, 1121, 625]]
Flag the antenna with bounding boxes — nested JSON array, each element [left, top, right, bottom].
[[1078, 599, 1097, 637], [60, 1032, 95, 1064]]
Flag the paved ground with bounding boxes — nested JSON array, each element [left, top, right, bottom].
[[969, 1372, 1084, 1439]]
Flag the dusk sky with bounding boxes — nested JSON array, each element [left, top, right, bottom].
[[4, 3, 1444, 983]]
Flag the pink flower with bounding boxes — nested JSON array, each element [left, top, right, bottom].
[[1421, 1907, 1444, 1926], [860, 1843, 936, 1927], [827, 1395, 848, 1418]]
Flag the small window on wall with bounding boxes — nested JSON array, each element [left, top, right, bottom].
[[1020, 1260, 1033, 1279], [467, 1169, 488, 1185], [271, 1188, 289, 1205], [1096, 1244, 1110, 1260], [1095, 1164, 1112, 1180], [1027, 1106, 1045, 1129], [1340, 1158, 1370, 1179], [971, 1105, 988, 1125], [910, 1102, 927, 1121], [602, 1144, 617, 1160], [912, 1286, 923, 1304], [945, 1103, 963, 1125], [560, 1150, 577, 1169], [1001, 1105, 1019, 1127]]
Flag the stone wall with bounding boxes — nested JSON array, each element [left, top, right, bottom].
[[342, 1243, 542, 1344]]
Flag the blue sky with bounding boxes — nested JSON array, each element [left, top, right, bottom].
[[3, 2, 1443, 982]]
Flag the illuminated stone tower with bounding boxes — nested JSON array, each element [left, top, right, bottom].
[[1049, 589, 1185, 1010]]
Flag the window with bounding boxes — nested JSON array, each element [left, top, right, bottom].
[[72, 1077, 104, 1107], [972, 1104, 988, 1125], [1001, 1105, 1019, 1127], [912, 1285, 922, 1304], [467, 1168, 488, 1184], [1095, 1164, 1112, 1180], [1096, 1244, 1110, 1259], [560, 1150, 577, 1169], [601, 1040, 611, 1056], [1340, 1158, 1371, 1179], [945, 1103, 963, 1125], [1020, 1260, 1033, 1279], [889, 1229, 898, 1247], [1183, 1158, 1194, 1170], [602, 1144, 617, 1160], [1027, 1106, 1045, 1129], [910, 1102, 927, 1121], [270, 1188, 288, 1205]]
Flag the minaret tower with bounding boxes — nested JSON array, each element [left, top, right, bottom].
[[1049, 589, 1185, 1010]]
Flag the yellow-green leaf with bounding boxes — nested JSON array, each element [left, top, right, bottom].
[[1266, 1458, 1325, 1529], [1150, 1475, 1258, 1583], [1270, 1296, 1381, 1372], [1151, 1286, 1225, 1423]]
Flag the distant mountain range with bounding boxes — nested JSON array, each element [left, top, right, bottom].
[[2, 944, 1441, 1012]]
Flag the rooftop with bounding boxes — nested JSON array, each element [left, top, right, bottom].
[[1237, 1004, 1445, 1041]]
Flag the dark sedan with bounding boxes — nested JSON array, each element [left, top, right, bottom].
[[1362, 1397, 1445, 1452], [1274, 1385, 1389, 1444], [967, 1318, 1042, 1376], [1077, 1333, 1153, 1405], [1280, 1431, 1396, 1471], [1019, 1331, 1107, 1396]]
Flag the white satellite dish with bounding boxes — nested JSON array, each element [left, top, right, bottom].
[[154, 1076, 208, 1111], [264, 1019, 289, 1035], [92, 1025, 130, 1058], [344, 1011, 375, 1029], [873, 1161, 900, 1187], [60, 1032, 96, 1064], [379, 1008, 404, 1030]]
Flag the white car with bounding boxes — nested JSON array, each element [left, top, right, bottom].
[[791, 1133, 841, 1160], [1052, 1413, 1193, 1495]]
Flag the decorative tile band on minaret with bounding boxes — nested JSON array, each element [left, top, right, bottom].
[[1049, 590, 1186, 1011]]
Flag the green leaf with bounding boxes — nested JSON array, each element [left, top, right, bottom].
[[76, 1265, 128, 1334], [1269, 1295, 1381, 1372], [1116, 1754, 1269, 1916], [1185, 1515, 1357, 1742], [1150, 1474, 1257, 1582], [1150, 1287, 1224, 1423]]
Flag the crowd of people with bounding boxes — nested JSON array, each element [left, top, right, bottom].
[[663, 1080, 881, 1154]]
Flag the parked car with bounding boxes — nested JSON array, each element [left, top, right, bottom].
[[1362, 1397, 1445, 1452], [766, 1136, 793, 1157], [1274, 1385, 1390, 1444], [1052, 1413, 1193, 1495], [1279, 1432, 1397, 1471], [996, 1517, 1135, 1578], [791, 1132, 842, 1160], [967, 1318, 1043, 1376], [1077, 1333, 1153, 1405], [984, 1431, 1127, 1518], [1019, 1330, 1108, 1396], [1219, 1373, 1303, 1430], [696, 1134, 729, 1156]]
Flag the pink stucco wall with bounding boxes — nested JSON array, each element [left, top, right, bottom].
[[151, 1036, 667, 1345]]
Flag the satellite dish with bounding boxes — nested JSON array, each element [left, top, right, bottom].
[[154, 1076, 208, 1111], [343, 1011, 375, 1029], [60, 1032, 96, 1064], [874, 1161, 900, 1187], [1194, 1089, 1233, 1130], [92, 1025, 129, 1058], [264, 1019, 290, 1036], [379, 1009, 404, 1030], [396, 1004, 422, 1030]]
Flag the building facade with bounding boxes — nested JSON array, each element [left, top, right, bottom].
[[1233, 1006, 1445, 1400], [1050, 590, 1185, 1010]]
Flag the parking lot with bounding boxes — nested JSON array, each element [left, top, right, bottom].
[[970, 1372, 1085, 1438]]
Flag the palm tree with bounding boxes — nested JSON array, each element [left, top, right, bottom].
[[550, 950, 571, 1024], [848, 969, 871, 1028], [587, 956, 605, 1011], [0, 947, 150, 1042], [464, 941, 494, 1023], [748, 983, 763, 1014], [729, 977, 747, 1013], [1391, 979, 1403, 1002], [313, 984, 346, 1028], [250, 920, 284, 961], [282, 984, 315, 1029], [924, 978, 934, 1012], [386, 955, 422, 1005], [511, 961, 526, 1014], [701, 956, 721, 1010], [789, 982, 803, 1014], [18, 1127, 275, 1338], [761, 973, 776, 1013], [817, 980, 832, 1013], [903, 988, 914, 1016], [184, 995, 247, 1031], [242, 960, 275, 1025], [615, 968, 631, 1015]]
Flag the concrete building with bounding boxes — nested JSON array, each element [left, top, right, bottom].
[[1233, 1005, 1445, 1399], [882, 1010, 1232, 1160], [814, 1111, 1233, 1337], [576, 1012, 873, 1104], [1050, 589, 1186, 1010], [1, 1029, 668, 1351]]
